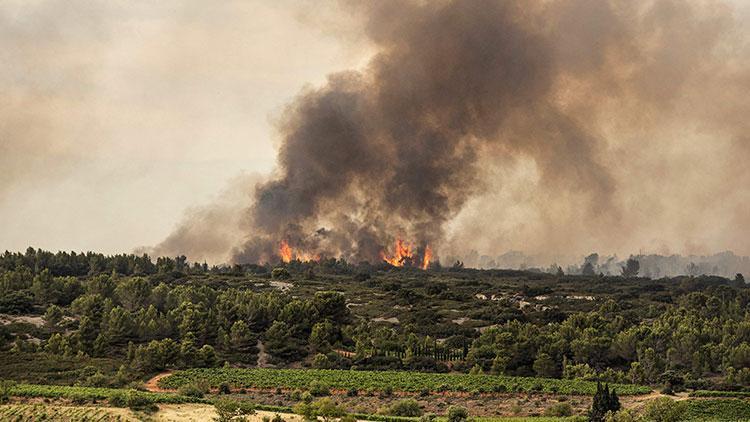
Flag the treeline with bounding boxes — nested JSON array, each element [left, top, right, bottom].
[[0, 247, 381, 278], [0, 247, 261, 277]]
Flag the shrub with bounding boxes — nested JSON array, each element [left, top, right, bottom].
[[109, 391, 126, 407], [419, 414, 436, 422], [178, 380, 209, 398], [271, 413, 286, 422], [641, 397, 687, 422], [492, 384, 507, 393], [544, 402, 573, 417], [447, 406, 468, 422], [382, 399, 423, 417], [82, 371, 108, 388], [0, 380, 17, 404], [218, 382, 231, 395], [346, 387, 358, 397], [381, 385, 393, 397], [295, 398, 344, 422], [214, 398, 256, 422], [605, 409, 639, 422], [308, 380, 330, 396], [272, 268, 290, 279], [70, 392, 90, 405], [126, 390, 158, 412]]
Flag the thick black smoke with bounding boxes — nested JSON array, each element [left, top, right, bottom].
[[233, 0, 614, 263], [220, 0, 750, 264]]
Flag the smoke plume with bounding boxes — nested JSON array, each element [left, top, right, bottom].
[[160, 0, 750, 265]]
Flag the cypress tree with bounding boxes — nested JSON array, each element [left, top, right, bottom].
[[588, 382, 619, 422]]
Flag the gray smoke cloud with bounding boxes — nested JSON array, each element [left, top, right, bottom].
[[159, 0, 750, 265], [232, 0, 617, 264]]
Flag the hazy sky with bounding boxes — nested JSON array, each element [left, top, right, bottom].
[[3, 0, 750, 264], [0, 1, 370, 253]]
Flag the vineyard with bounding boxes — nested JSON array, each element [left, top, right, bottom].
[[685, 399, 750, 421], [689, 389, 750, 398], [159, 368, 651, 395], [0, 404, 133, 421], [7, 383, 205, 405]]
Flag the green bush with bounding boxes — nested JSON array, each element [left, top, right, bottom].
[[178, 381, 209, 398], [0, 380, 17, 404], [214, 398, 256, 422], [109, 391, 126, 407], [419, 414, 436, 422], [218, 382, 231, 395], [126, 390, 158, 412], [341, 415, 357, 422], [308, 380, 330, 396], [381, 399, 423, 417], [544, 402, 573, 417], [295, 398, 344, 422], [641, 397, 687, 422], [605, 409, 638, 422], [447, 406, 468, 422]]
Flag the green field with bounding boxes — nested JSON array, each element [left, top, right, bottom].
[[690, 389, 750, 398], [7, 383, 204, 404], [685, 399, 750, 421], [159, 368, 651, 395], [0, 403, 130, 421]]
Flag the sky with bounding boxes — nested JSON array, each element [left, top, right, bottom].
[[2, 0, 750, 265], [0, 0, 370, 254]]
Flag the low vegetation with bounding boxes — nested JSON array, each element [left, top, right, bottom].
[[159, 368, 650, 395], [6, 383, 204, 405], [0, 403, 130, 421], [3, 248, 750, 420]]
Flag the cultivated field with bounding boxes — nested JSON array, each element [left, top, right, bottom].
[[159, 368, 651, 395]]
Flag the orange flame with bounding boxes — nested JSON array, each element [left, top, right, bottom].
[[279, 240, 292, 263], [381, 239, 431, 270], [279, 240, 319, 263], [381, 239, 413, 266], [421, 245, 432, 270]]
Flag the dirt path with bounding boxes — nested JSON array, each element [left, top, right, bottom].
[[622, 390, 691, 408], [144, 371, 175, 392]]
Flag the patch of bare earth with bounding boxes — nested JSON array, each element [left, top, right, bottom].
[[155, 405, 302, 422], [145, 371, 174, 392]]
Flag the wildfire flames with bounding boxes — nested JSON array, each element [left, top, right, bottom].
[[381, 239, 432, 270], [278, 240, 319, 263], [421, 245, 432, 270], [279, 240, 293, 263], [279, 238, 431, 269]]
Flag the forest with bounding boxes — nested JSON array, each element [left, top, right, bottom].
[[1, 247, 750, 420]]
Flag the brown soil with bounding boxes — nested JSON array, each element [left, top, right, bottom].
[[145, 371, 174, 393]]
